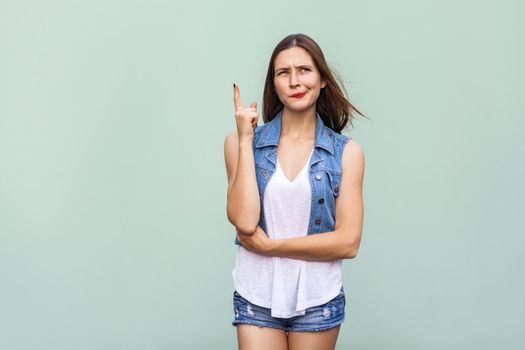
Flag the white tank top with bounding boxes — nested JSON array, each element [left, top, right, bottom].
[[232, 147, 343, 318]]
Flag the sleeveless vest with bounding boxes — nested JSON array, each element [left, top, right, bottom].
[[234, 108, 350, 245]]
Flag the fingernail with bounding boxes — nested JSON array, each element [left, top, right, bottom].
[[233, 83, 235, 88]]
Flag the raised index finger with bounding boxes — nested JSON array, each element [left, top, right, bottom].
[[233, 83, 243, 111]]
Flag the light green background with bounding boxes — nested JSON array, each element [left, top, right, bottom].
[[1, 0, 523, 349]]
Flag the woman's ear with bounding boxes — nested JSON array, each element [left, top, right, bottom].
[[321, 80, 327, 89]]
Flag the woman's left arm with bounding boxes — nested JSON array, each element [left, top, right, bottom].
[[236, 140, 365, 261]]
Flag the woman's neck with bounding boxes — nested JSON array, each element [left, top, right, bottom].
[[281, 107, 316, 140]]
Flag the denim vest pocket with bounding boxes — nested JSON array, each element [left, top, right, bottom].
[[327, 172, 341, 198], [307, 168, 338, 235]]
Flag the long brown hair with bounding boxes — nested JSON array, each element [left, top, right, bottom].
[[262, 33, 365, 133]]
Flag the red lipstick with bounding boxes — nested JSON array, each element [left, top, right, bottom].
[[291, 92, 306, 98]]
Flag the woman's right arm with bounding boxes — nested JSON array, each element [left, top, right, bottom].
[[223, 84, 260, 235]]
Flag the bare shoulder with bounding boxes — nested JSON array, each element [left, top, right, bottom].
[[224, 131, 239, 159], [224, 124, 265, 155], [342, 139, 364, 161], [224, 130, 239, 148], [341, 139, 365, 179]]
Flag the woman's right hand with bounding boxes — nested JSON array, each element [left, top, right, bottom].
[[233, 83, 259, 141]]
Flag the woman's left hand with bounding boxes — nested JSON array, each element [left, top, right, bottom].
[[236, 226, 273, 256]]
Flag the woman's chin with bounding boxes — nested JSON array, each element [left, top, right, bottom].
[[282, 102, 315, 114]]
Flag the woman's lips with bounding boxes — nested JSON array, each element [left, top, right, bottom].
[[291, 92, 307, 98]]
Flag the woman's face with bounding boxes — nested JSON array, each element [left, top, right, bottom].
[[273, 46, 326, 114]]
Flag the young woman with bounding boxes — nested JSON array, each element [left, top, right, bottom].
[[224, 33, 365, 350]]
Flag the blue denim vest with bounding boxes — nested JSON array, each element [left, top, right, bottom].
[[234, 108, 351, 246]]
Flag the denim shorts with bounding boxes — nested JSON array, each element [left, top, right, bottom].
[[231, 287, 346, 332]]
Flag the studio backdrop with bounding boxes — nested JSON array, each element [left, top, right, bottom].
[[0, 0, 523, 349]]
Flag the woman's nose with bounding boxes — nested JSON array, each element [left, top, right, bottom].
[[289, 71, 299, 86]]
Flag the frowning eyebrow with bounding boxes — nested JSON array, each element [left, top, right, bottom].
[[274, 64, 313, 73]]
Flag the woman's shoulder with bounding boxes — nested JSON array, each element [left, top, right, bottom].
[[321, 124, 350, 143], [223, 125, 265, 149], [320, 126, 354, 157], [320, 126, 364, 164], [224, 130, 238, 148], [341, 138, 364, 168]]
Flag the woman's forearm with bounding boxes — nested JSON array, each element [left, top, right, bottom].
[[267, 229, 356, 261], [227, 137, 260, 234]]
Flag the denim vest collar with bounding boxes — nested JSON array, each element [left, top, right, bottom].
[[255, 109, 335, 155]]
